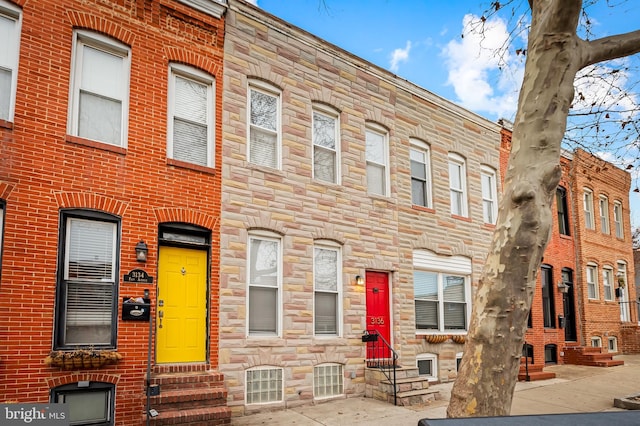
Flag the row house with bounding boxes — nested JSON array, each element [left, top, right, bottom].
[[0, 0, 230, 425], [500, 125, 636, 378], [219, 0, 502, 416]]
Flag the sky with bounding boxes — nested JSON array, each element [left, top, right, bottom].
[[246, 0, 640, 226]]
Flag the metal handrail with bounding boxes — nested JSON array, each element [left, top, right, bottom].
[[362, 329, 398, 405]]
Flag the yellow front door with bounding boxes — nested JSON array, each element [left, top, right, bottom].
[[156, 246, 207, 363]]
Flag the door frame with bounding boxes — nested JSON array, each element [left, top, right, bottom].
[[156, 223, 211, 363], [365, 270, 393, 348]]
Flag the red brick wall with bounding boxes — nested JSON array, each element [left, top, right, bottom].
[[0, 1, 224, 424]]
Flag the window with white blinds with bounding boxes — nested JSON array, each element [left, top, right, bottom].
[[410, 139, 432, 208], [414, 250, 470, 333], [57, 214, 118, 348], [0, 1, 21, 122], [168, 64, 214, 167], [365, 126, 388, 196], [248, 235, 281, 336], [312, 108, 339, 183], [314, 245, 341, 336], [69, 31, 130, 147], [249, 84, 280, 169]]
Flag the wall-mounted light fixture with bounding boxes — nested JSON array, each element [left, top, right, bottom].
[[617, 272, 626, 288], [557, 281, 569, 294], [135, 240, 149, 263], [355, 275, 364, 286]]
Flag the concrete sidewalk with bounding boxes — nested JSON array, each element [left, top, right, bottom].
[[230, 354, 640, 425]]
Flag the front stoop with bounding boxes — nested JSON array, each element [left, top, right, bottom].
[[563, 346, 625, 367], [146, 364, 231, 426], [518, 357, 556, 381], [365, 366, 440, 406]]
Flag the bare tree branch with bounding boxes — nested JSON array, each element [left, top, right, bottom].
[[582, 30, 640, 67]]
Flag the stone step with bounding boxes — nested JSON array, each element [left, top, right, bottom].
[[147, 406, 231, 426], [395, 388, 440, 406]]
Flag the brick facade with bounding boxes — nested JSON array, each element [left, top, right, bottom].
[[500, 125, 637, 367], [0, 0, 225, 424], [220, 0, 500, 416]]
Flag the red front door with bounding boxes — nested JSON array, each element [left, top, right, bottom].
[[366, 271, 391, 356]]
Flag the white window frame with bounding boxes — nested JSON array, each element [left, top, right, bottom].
[[583, 189, 595, 230], [313, 241, 342, 337], [312, 104, 340, 184], [603, 267, 614, 301], [614, 201, 623, 238], [448, 153, 468, 217], [480, 165, 498, 224], [456, 352, 463, 373], [247, 232, 282, 337], [68, 30, 130, 147], [608, 336, 618, 353], [167, 63, 215, 167], [416, 353, 438, 382], [599, 195, 610, 234], [591, 336, 602, 348], [413, 250, 472, 334], [410, 138, 432, 208], [365, 124, 390, 196], [313, 363, 344, 399], [245, 366, 283, 405], [586, 263, 598, 300], [247, 80, 281, 169], [0, 0, 21, 123]]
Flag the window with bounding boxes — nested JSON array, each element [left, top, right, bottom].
[[314, 243, 341, 336], [52, 382, 114, 426], [314, 364, 344, 398], [247, 233, 281, 336], [448, 154, 468, 216], [455, 352, 463, 373], [365, 125, 389, 196], [556, 186, 570, 235], [603, 267, 614, 301], [68, 31, 130, 147], [410, 139, 432, 208], [416, 353, 438, 381], [544, 344, 558, 364], [248, 82, 280, 168], [312, 106, 339, 183], [614, 202, 623, 238], [0, 201, 4, 276], [541, 266, 555, 328], [586, 264, 598, 299], [599, 195, 610, 234], [480, 166, 498, 224], [246, 367, 283, 404], [608, 336, 618, 352], [55, 212, 119, 348], [0, 1, 21, 122], [413, 251, 471, 333], [167, 64, 214, 167], [583, 189, 594, 229], [591, 336, 602, 348]]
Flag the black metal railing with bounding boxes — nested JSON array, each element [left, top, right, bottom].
[[362, 329, 398, 405]]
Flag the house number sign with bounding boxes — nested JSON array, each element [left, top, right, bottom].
[[370, 316, 385, 325], [123, 269, 154, 283]]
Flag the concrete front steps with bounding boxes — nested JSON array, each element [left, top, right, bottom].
[[365, 366, 440, 406], [518, 357, 556, 381], [563, 346, 625, 367], [145, 364, 231, 426]]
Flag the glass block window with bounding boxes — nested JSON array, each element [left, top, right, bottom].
[[246, 367, 283, 404], [314, 364, 344, 398]]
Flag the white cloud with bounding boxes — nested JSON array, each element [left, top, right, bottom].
[[390, 41, 411, 73], [442, 14, 525, 119], [245, 0, 259, 5]]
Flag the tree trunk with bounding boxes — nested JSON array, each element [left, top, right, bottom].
[[446, 1, 583, 417]]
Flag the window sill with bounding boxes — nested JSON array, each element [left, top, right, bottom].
[[0, 119, 13, 130], [559, 234, 572, 240], [66, 135, 127, 155], [411, 205, 435, 214], [451, 214, 472, 223], [481, 223, 496, 230], [167, 158, 216, 175]]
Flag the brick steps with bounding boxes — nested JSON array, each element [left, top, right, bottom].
[[563, 346, 624, 368], [518, 357, 556, 381], [148, 367, 231, 426]]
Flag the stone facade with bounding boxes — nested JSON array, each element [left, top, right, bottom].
[[220, 0, 500, 416]]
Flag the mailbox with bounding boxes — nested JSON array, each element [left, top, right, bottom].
[[361, 333, 378, 342], [122, 297, 151, 321]]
